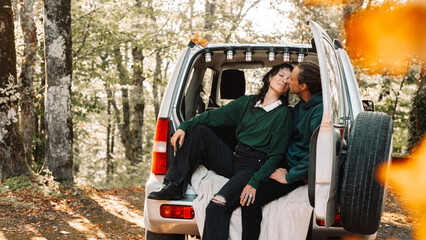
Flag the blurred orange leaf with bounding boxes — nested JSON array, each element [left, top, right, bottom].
[[378, 136, 426, 239], [344, 0, 426, 75]]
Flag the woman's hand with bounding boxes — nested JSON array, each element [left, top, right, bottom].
[[270, 168, 289, 184], [240, 184, 256, 206], [171, 129, 185, 152]]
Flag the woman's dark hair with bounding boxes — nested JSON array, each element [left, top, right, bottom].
[[297, 61, 322, 95], [252, 63, 294, 108]]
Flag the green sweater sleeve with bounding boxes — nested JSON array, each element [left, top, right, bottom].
[[285, 105, 323, 184], [247, 107, 292, 189], [178, 96, 250, 133]]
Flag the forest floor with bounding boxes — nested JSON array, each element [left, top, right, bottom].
[[0, 177, 414, 240]]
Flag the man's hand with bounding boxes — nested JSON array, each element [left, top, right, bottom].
[[171, 129, 185, 152], [240, 184, 256, 206], [270, 168, 289, 184]]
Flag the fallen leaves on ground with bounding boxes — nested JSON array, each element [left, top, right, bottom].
[[0, 184, 146, 240], [0, 181, 413, 240]]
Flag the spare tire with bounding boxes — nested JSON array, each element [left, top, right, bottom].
[[341, 111, 393, 234]]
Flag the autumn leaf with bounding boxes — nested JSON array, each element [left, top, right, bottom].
[[188, 33, 209, 48], [344, 1, 426, 75], [378, 136, 426, 239]]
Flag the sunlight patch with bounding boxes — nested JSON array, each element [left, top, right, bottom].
[[89, 193, 145, 229], [67, 214, 106, 239]]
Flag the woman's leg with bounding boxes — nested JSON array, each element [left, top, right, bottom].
[[166, 125, 234, 186], [241, 179, 304, 240], [203, 168, 256, 240], [149, 125, 234, 200]]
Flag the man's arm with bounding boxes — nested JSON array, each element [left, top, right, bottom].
[[285, 105, 323, 184]]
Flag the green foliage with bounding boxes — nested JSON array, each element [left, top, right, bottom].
[[407, 87, 426, 152], [4, 176, 32, 191], [0, 196, 35, 208], [358, 66, 419, 155], [0, 173, 62, 197], [0, 79, 21, 108]]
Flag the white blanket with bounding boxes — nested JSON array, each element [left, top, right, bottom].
[[191, 165, 313, 240]]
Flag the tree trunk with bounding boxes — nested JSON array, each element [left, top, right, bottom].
[[34, 40, 46, 172], [204, 0, 215, 30], [408, 63, 426, 152], [343, 0, 364, 19], [112, 46, 133, 163], [131, 46, 145, 163], [19, 0, 38, 166], [0, 0, 32, 179], [106, 96, 114, 179], [100, 53, 114, 179], [42, 0, 74, 183], [147, 2, 162, 120], [153, 51, 161, 119]]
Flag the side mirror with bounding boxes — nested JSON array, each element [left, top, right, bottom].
[[362, 100, 375, 112]]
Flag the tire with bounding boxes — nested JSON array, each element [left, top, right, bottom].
[[145, 230, 186, 240], [340, 112, 393, 235]]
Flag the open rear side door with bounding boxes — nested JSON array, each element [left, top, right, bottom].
[[308, 19, 347, 228]]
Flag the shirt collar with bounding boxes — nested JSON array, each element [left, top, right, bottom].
[[254, 99, 282, 112]]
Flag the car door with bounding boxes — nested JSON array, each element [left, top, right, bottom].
[[335, 47, 364, 120], [308, 19, 347, 228]]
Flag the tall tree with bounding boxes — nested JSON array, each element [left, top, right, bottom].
[[112, 45, 133, 164], [0, 0, 33, 179], [130, 45, 145, 163], [43, 0, 74, 183], [19, 0, 38, 166]]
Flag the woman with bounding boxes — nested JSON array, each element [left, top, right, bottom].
[[240, 61, 323, 240], [148, 63, 293, 240]]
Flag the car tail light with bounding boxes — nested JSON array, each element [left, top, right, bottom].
[[316, 214, 342, 227], [152, 118, 170, 174], [160, 205, 195, 219]]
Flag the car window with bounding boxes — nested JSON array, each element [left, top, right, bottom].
[[199, 68, 215, 112], [219, 68, 270, 106], [322, 38, 342, 124]]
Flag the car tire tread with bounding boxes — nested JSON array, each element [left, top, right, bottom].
[[341, 111, 393, 234]]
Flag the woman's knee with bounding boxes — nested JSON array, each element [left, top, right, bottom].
[[206, 194, 228, 215]]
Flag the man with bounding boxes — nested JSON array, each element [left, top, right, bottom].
[[240, 61, 323, 240]]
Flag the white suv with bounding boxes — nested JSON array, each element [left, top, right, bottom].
[[144, 20, 393, 240]]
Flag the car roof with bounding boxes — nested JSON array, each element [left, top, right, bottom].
[[191, 43, 318, 70]]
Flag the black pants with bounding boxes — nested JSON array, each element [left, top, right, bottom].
[[165, 125, 266, 240], [241, 178, 305, 240]]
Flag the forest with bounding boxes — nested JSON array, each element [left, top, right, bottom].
[[0, 0, 425, 239]]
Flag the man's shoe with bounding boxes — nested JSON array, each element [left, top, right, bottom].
[[148, 181, 184, 200]]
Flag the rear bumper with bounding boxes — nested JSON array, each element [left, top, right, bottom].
[[311, 222, 376, 240], [144, 174, 199, 235], [144, 173, 378, 239]]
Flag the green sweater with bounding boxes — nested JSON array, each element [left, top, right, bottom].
[[179, 95, 292, 189], [285, 92, 323, 184]]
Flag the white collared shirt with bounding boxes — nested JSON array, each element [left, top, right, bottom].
[[254, 99, 282, 112]]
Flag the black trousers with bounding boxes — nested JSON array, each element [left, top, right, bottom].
[[165, 125, 266, 240], [241, 178, 305, 240]]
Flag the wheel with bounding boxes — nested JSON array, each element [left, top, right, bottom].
[[340, 112, 393, 234], [145, 230, 186, 240]]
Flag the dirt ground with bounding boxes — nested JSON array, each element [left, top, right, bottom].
[[0, 183, 413, 240]]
